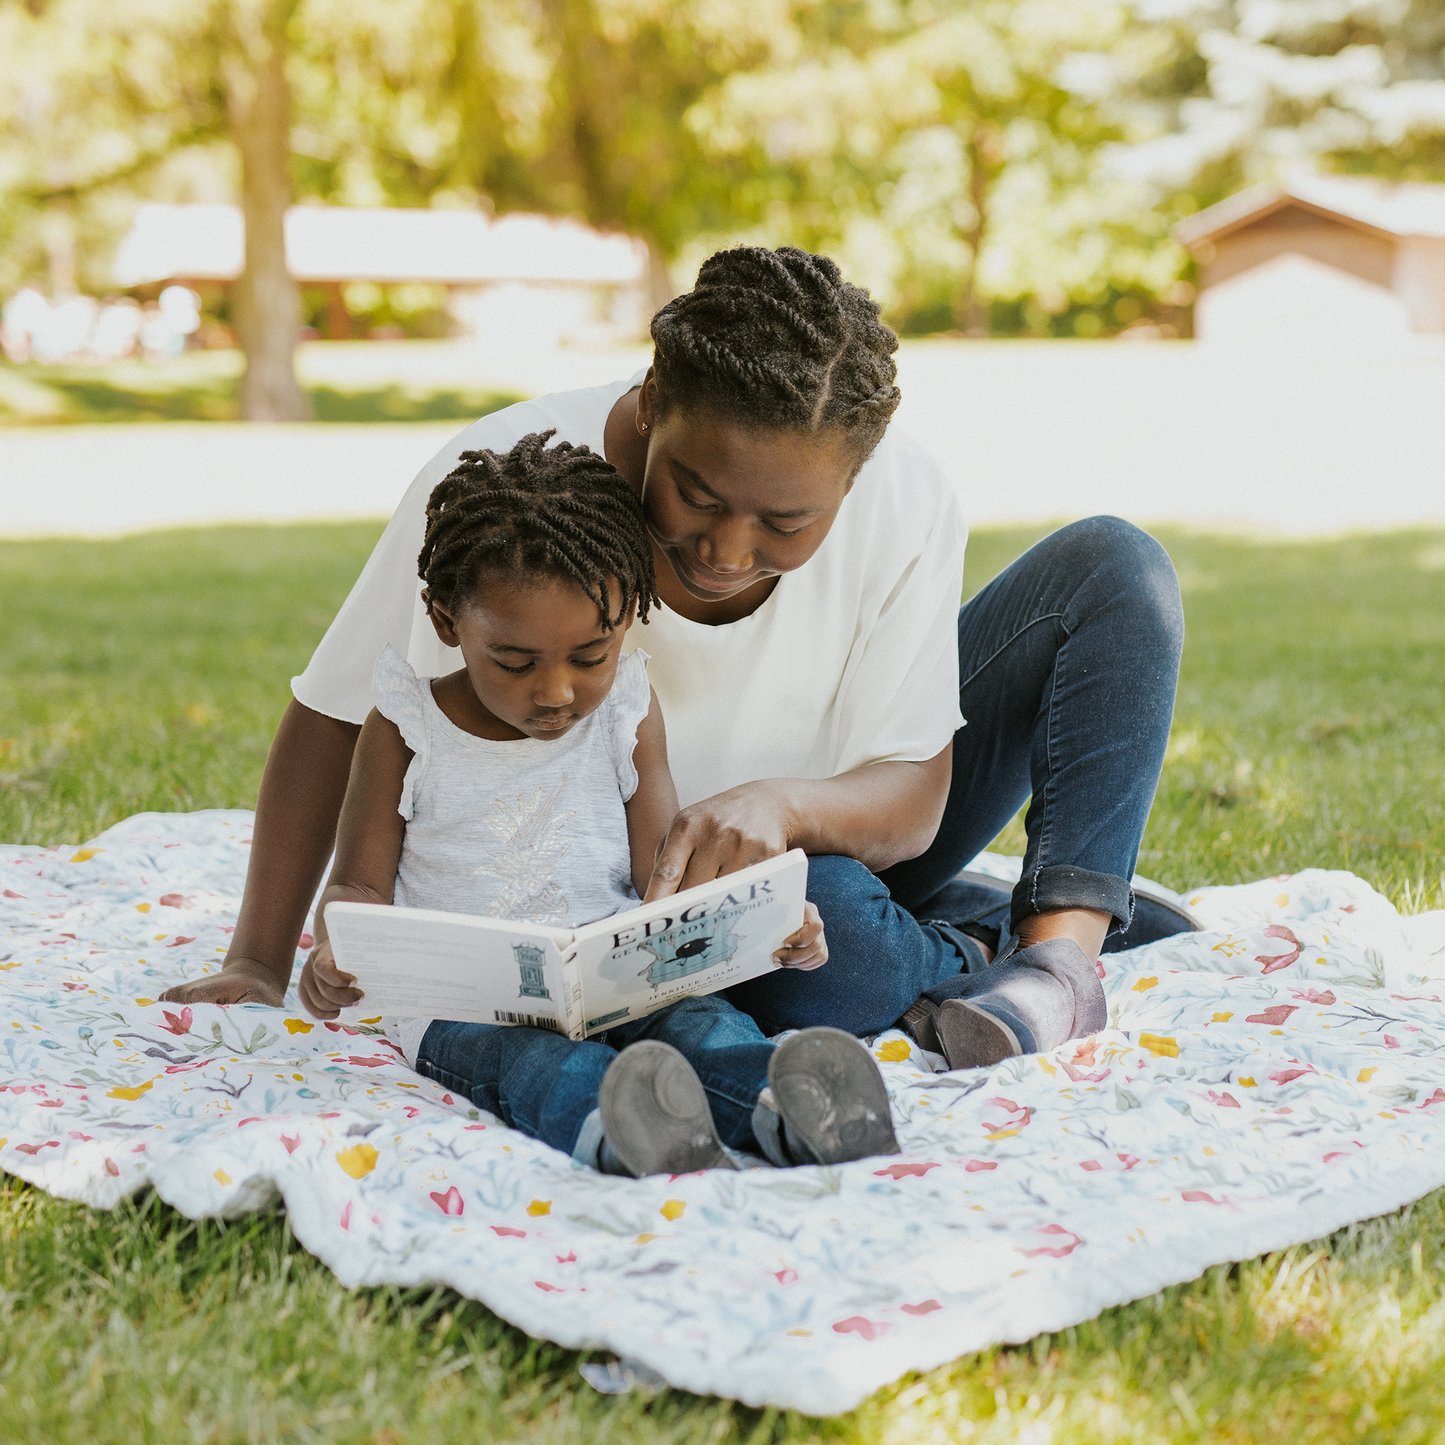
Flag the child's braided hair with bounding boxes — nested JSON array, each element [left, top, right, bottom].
[[418, 430, 658, 628], [650, 246, 901, 460]]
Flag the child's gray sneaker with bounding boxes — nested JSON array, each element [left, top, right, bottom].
[[598, 1040, 737, 1177], [764, 1026, 900, 1165]]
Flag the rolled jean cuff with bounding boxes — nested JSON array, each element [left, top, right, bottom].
[[751, 1095, 790, 1169], [1011, 865, 1134, 934], [571, 1107, 605, 1170]]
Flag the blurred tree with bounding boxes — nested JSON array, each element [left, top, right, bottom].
[[536, 0, 734, 306], [904, 0, 1125, 331], [309, 0, 801, 307], [223, 0, 311, 420], [1115, 0, 1445, 193], [525, 0, 809, 303], [0, 1, 220, 299], [696, 0, 1130, 331], [296, 0, 548, 211], [0, 0, 312, 419]]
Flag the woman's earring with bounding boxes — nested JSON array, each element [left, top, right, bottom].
[[638, 420, 649, 434]]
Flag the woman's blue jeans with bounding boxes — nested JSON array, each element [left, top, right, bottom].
[[727, 516, 1185, 1037], [413, 993, 775, 1159]]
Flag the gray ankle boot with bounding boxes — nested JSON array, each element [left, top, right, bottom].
[[918, 937, 1108, 1071]]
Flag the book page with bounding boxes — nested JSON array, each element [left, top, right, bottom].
[[569, 850, 809, 1035], [326, 903, 577, 1035]]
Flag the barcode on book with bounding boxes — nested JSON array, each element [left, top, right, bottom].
[[493, 1010, 562, 1032]]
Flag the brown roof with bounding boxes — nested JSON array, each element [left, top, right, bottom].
[[1175, 175, 1445, 249]]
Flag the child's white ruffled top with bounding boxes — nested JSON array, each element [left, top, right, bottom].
[[369, 644, 651, 1062]]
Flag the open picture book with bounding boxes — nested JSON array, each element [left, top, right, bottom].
[[325, 849, 809, 1040]]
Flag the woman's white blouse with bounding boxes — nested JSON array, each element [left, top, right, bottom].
[[291, 372, 967, 809]]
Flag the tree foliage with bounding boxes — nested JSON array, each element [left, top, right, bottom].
[[696, 0, 1156, 329], [1117, 0, 1445, 193], [3, 0, 1444, 363]]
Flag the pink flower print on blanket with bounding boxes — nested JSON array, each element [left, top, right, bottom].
[[1256, 925, 1303, 974]]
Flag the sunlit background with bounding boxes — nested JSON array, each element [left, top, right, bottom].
[[2, 0, 1444, 533]]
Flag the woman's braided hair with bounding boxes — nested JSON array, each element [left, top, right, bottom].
[[650, 246, 901, 459], [417, 430, 658, 628]]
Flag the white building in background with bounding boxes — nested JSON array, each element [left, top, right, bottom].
[[1175, 175, 1445, 346], [112, 203, 652, 348]]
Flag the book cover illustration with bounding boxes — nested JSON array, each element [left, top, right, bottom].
[[514, 943, 552, 1000], [625, 907, 740, 989]]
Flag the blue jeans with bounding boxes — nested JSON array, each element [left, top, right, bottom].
[[413, 993, 776, 1159], [727, 516, 1184, 1037]]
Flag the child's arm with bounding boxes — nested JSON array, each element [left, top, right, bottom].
[[624, 686, 679, 899], [625, 689, 826, 971], [297, 709, 410, 1019]]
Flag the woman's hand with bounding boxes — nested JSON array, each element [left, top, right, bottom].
[[298, 939, 364, 1020], [772, 901, 827, 970], [641, 750, 955, 899], [159, 960, 286, 1008], [644, 781, 794, 901]]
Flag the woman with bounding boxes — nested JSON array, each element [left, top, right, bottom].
[[164, 246, 1184, 1068]]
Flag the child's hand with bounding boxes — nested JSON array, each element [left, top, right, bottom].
[[772, 901, 827, 971], [298, 939, 363, 1019]]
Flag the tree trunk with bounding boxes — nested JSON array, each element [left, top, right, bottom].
[[42, 187, 77, 297], [644, 237, 675, 317], [957, 125, 1002, 337], [323, 280, 351, 340], [225, 0, 311, 421]]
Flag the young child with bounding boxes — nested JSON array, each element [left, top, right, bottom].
[[299, 431, 899, 1177]]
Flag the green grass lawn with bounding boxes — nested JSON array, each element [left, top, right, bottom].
[[0, 352, 519, 424], [1, 522, 1443, 1443]]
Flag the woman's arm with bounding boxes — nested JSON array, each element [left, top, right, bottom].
[[296, 709, 410, 1018], [627, 689, 832, 968], [643, 742, 952, 900], [160, 699, 360, 1007], [623, 687, 679, 897]]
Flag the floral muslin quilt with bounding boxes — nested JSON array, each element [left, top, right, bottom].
[[2, 810, 1444, 1415]]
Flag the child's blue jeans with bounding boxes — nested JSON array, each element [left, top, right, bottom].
[[413, 993, 776, 1163]]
